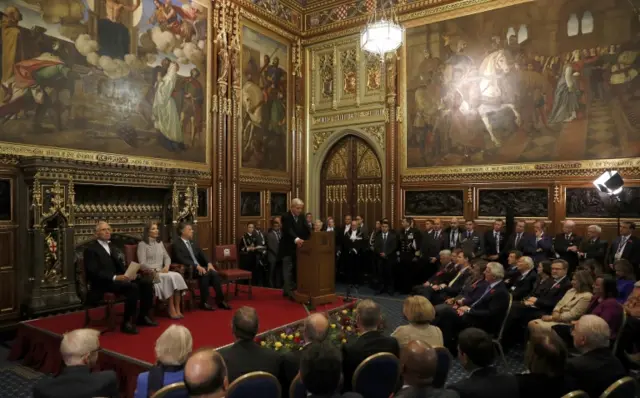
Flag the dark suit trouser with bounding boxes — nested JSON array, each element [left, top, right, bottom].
[[346, 251, 360, 286], [199, 270, 225, 305], [378, 256, 394, 292], [503, 302, 545, 347], [103, 280, 153, 322], [433, 305, 471, 354], [268, 258, 282, 288], [282, 254, 296, 296]]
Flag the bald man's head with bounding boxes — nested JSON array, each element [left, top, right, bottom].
[[185, 349, 227, 397], [400, 340, 438, 387], [303, 313, 329, 343]]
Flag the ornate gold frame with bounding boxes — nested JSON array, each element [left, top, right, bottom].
[[238, 17, 293, 178]]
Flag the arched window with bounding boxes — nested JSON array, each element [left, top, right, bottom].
[[517, 24, 528, 43], [567, 13, 579, 37], [581, 11, 594, 34], [506, 27, 516, 42]]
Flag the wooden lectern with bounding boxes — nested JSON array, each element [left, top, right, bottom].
[[293, 231, 337, 305]]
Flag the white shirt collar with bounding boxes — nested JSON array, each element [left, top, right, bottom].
[[181, 237, 190, 245], [489, 280, 501, 288], [521, 269, 532, 278]]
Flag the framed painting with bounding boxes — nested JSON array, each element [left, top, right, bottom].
[[400, 0, 640, 179], [240, 191, 261, 217], [478, 189, 549, 218], [404, 190, 464, 217], [0, 179, 12, 222], [0, 0, 211, 170], [270, 192, 288, 217], [566, 187, 640, 218], [239, 20, 290, 174]]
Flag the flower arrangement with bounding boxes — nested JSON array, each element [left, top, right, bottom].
[[255, 305, 359, 353]]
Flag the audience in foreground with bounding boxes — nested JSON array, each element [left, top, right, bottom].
[[135, 325, 191, 398], [392, 296, 443, 349], [300, 341, 362, 398], [184, 348, 228, 398], [395, 340, 459, 398], [283, 312, 329, 386], [33, 328, 118, 398]]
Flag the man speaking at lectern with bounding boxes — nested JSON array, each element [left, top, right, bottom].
[[280, 198, 311, 300]]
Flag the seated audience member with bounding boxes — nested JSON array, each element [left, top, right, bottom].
[[394, 340, 459, 398], [578, 258, 603, 279], [531, 260, 552, 293], [527, 269, 593, 333], [516, 329, 577, 398], [553, 274, 623, 346], [503, 250, 523, 286], [221, 306, 282, 382], [509, 256, 538, 301], [85, 221, 156, 334], [135, 325, 191, 398], [414, 250, 457, 295], [566, 315, 627, 398], [184, 348, 228, 398], [32, 329, 118, 398], [621, 281, 640, 360], [173, 222, 230, 311], [300, 342, 362, 398], [439, 261, 488, 309], [138, 222, 188, 319], [283, 313, 329, 387], [422, 251, 473, 305], [614, 259, 636, 303], [434, 262, 510, 354], [392, 296, 443, 349], [342, 299, 400, 392], [449, 328, 518, 398]]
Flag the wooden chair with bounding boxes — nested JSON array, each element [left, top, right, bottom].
[[226, 371, 280, 398], [599, 376, 636, 398], [289, 373, 306, 398], [215, 245, 252, 300], [150, 382, 187, 398], [78, 255, 124, 334], [612, 308, 627, 355], [493, 293, 513, 368], [352, 352, 400, 398], [560, 391, 589, 398], [433, 346, 452, 388]]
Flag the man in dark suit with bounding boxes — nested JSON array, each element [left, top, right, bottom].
[[554, 220, 583, 273], [266, 219, 282, 288], [33, 329, 118, 398], [419, 219, 439, 281], [83, 222, 155, 334], [450, 328, 518, 398], [509, 256, 538, 301], [374, 220, 398, 295], [502, 220, 535, 260], [414, 249, 456, 297], [425, 250, 473, 305], [461, 220, 485, 258], [279, 198, 311, 299], [342, 300, 400, 392], [483, 219, 505, 262], [221, 306, 283, 383], [566, 315, 627, 398], [445, 217, 463, 250], [532, 221, 554, 264], [607, 221, 640, 274], [173, 223, 230, 311], [578, 224, 608, 268], [283, 313, 329, 388], [395, 341, 459, 398], [301, 342, 362, 398]]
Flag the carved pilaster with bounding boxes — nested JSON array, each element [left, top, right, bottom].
[[229, 3, 241, 241], [385, 53, 398, 224]]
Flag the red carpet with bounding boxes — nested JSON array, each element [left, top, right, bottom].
[[9, 287, 349, 397]]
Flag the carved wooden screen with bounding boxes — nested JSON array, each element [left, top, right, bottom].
[[320, 135, 383, 224]]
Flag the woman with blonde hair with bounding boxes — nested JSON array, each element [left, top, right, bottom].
[[135, 325, 192, 397], [392, 295, 443, 348], [313, 219, 324, 232], [137, 222, 188, 319]]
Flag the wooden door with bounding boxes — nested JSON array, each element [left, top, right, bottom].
[[320, 135, 383, 224]]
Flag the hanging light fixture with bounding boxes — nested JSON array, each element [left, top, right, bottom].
[[360, 2, 404, 58]]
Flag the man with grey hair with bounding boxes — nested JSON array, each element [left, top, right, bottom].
[[33, 329, 118, 398], [279, 198, 311, 299], [434, 262, 510, 354], [283, 313, 330, 387], [509, 255, 538, 301], [566, 315, 626, 398], [578, 224, 608, 267], [554, 219, 583, 273]]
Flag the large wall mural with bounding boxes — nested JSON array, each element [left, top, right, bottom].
[[240, 22, 288, 172], [0, 0, 208, 167], [404, 0, 640, 170]]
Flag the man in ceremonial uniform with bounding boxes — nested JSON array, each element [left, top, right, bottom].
[[460, 220, 484, 259], [398, 217, 421, 293]]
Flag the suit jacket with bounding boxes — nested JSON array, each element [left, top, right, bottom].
[[589, 297, 624, 339], [509, 270, 538, 301], [32, 366, 118, 398], [503, 232, 535, 257], [579, 238, 608, 266], [282, 343, 309, 391], [279, 211, 311, 258], [344, 228, 365, 254], [566, 347, 627, 398], [173, 238, 209, 269], [221, 340, 283, 383], [460, 231, 484, 258], [465, 281, 510, 334], [375, 231, 398, 262], [441, 267, 472, 298], [483, 230, 506, 259], [552, 288, 593, 322], [515, 373, 578, 398], [534, 276, 572, 312], [606, 235, 640, 267], [135, 369, 186, 398], [420, 230, 439, 259], [444, 227, 463, 250], [83, 241, 126, 293], [394, 386, 459, 398], [458, 279, 489, 306], [429, 262, 457, 285], [449, 367, 518, 398], [554, 233, 582, 271], [532, 234, 554, 264], [266, 229, 281, 264], [342, 330, 400, 392]]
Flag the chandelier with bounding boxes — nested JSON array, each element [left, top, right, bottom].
[[360, 2, 404, 58]]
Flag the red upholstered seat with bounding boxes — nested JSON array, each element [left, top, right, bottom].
[[103, 293, 117, 301], [215, 244, 252, 300], [219, 269, 252, 279]]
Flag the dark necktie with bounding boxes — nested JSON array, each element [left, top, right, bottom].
[[276, 231, 280, 240]]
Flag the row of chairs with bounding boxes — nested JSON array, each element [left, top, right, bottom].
[[561, 376, 637, 397]]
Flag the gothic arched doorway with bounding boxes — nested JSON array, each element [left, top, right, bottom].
[[320, 135, 383, 224]]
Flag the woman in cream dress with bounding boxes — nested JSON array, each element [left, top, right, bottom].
[[392, 295, 443, 348], [138, 222, 188, 319]]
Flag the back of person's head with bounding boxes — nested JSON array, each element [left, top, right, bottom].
[[185, 348, 228, 397], [598, 274, 619, 300], [400, 340, 438, 387], [356, 299, 381, 331], [402, 296, 435, 325], [231, 306, 259, 341], [299, 341, 342, 395], [525, 329, 568, 377], [155, 324, 193, 366], [457, 328, 495, 368], [573, 315, 611, 353], [60, 328, 101, 366], [303, 313, 329, 343]]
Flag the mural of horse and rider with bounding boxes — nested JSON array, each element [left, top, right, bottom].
[[405, 0, 640, 169], [240, 24, 288, 172]]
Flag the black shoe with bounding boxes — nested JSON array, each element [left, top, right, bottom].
[[218, 301, 231, 310], [200, 303, 216, 311], [137, 316, 158, 327], [121, 322, 138, 335]]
